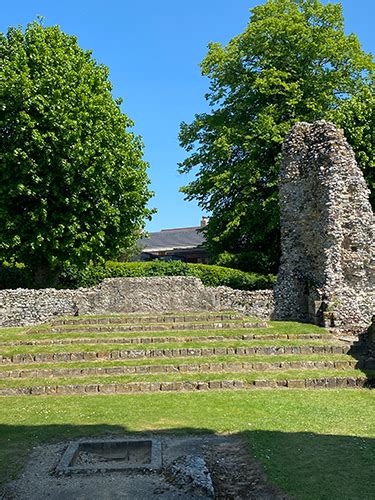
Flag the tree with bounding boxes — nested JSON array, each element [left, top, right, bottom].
[[179, 0, 374, 273], [0, 21, 153, 285]]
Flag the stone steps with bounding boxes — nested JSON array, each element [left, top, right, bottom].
[[0, 375, 369, 396], [0, 312, 370, 396], [44, 320, 268, 334], [52, 312, 244, 325], [0, 332, 332, 347], [1, 343, 350, 365], [0, 357, 361, 380]]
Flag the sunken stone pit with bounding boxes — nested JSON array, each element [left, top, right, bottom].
[[274, 121, 374, 329]]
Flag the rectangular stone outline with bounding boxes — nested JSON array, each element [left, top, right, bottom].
[[56, 438, 162, 474]]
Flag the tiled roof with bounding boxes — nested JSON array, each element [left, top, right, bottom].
[[138, 226, 205, 252]]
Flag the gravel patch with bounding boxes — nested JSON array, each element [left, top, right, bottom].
[[2, 434, 288, 499]]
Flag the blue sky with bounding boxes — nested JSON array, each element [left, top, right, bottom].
[[1, 1, 374, 231]]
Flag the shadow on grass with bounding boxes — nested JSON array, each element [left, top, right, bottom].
[[347, 335, 375, 388], [0, 423, 374, 499]]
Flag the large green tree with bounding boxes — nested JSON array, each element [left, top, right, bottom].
[[0, 21, 153, 284], [179, 0, 374, 273]]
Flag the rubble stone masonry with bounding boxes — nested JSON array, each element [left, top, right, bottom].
[[274, 121, 374, 328], [0, 277, 274, 327]]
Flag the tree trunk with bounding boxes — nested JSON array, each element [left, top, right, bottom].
[[33, 263, 51, 288]]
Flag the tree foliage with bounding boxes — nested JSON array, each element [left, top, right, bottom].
[[0, 21, 153, 284], [179, 0, 374, 273]]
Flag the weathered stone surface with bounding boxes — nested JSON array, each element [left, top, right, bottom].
[[275, 121, 374, 329], [0, 277, 274, 327], [166, 455, 214, 498]]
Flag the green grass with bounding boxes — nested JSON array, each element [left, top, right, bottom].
[[54, 310, 239, 320], [0, 368, 370, 389], [0, 315, 371, 499], [0, 390, 374, 499], [0, 329, 327, 345], [0, 338, 340, 357], [0, 320, 328, 342], [0, 353, 355, 372]]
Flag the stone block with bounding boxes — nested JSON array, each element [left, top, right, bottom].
[[235, 347, 246, 355], [276, 379, 288, 387], [214, 348, 226, 355], [226, 362, 243, 371], [199, 363, 210, 372], [326, 378, 337, 388], [53, 353, 70, 362], [334, 361, 350, 369], [244, 347, 255, 355], [201, 348, 214, 356], [98, 384, 117, 394], [356, 378, 366, 387], [70, 352, 84, 361], [83, 352, 98, 361], [197, 382, 209, 391], [85, 384, 99, 393], [181, 381, 196, 391], [254, 379, 276, 388], [34, 353, 54, 363], [149, 382, 162, 392], [254, 362, 271, 371], [221, 380, 236, 389], [346, 377, 357, 387], [242, 362, 253, 370], [45, 385, 57, 394], [305, 379, 317, 388], [208, 381, 221, 390], [30, 386, 46, 395], [160, 382, 175, 391], [287, 379, 305, 388], [186, 349, 200, 356]]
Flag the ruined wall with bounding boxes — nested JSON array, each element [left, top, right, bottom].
[[0, 277, 275, 327], [274, 121, 374, 328]]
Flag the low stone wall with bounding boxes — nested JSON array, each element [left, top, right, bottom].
[[0, 277, 275, 327], [215, 287, 274, 319]]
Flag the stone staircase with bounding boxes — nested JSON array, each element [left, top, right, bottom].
[[0, 312, 373, 396]]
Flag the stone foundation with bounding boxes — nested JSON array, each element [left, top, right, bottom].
[[0, 277, 275, 327]]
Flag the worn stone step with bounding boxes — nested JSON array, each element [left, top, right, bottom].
[[44, 321, 268, 334], [52, 312, 244, 326], [0, 376, 369, 396], [0, 358, 362, 380], [0, 332, 332, 348], [1, 343, 350, 365]]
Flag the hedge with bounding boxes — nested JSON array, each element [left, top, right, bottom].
[[0, 261, 276, 291], [57, 261, 276, 290]]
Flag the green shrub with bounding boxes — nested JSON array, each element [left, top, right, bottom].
[[0, 260, 276, 291], [57, 261, 276, 291]]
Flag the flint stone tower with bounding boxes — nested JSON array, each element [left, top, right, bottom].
[[274, 121, 374, 328]]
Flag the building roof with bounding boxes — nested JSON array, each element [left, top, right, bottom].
[[139, 226, 206, 252]]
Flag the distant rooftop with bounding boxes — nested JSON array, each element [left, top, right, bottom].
[[139, 218, 208, 252]]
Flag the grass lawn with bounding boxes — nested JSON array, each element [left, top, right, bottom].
[[0, 368, 369, 389], [0, 390, 374, 499], [0, 353, 353, 372], [0, 339, 340, 357], [0, 321, 328, 343]]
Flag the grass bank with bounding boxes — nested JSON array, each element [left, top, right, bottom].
[[0, 390, 374, 499]]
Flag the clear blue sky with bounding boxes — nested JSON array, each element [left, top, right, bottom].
[[1, 1, 374, 231]]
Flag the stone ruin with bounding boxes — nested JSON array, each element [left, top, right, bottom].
[[274, 121, 374, 329]]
